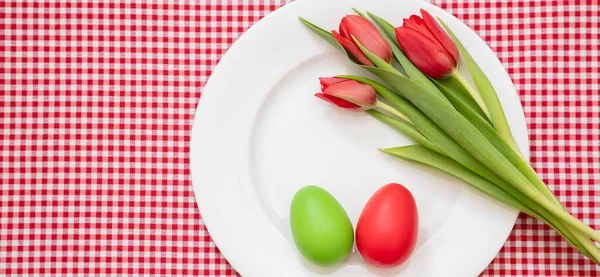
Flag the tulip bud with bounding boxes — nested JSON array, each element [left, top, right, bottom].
[[315, 77, 377, 111], [395, 9, 460, 79], [332, 15, 393, 66]]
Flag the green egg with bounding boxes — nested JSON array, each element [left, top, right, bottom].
[[290, 185, 354, 266]]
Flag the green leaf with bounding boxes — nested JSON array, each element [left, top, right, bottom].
[[436, 74, 489, 120], [366, 110, 440, 153], [367, 12, 441, 94], [298, 17, 341, 51], [381, 145, 530, 212], [351, 36, 395, 71], [351, 7, 367, 18], [298, 17, 359, 64], [432, 79, 493, 129], [437, 18, 519, 153]]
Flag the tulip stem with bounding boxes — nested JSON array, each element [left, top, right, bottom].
[[449, 71, 491, 120], [375, 100, 413, 124]]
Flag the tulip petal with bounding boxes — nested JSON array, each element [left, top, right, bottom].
[[403, 18, 437, 44], [315, 93, 361, 109], [342, 15, 393, 63], [339, 18, 350, 38], [409, 15, 425, 26], [420, 9, 460, 64], [403, 18, 419, 32], [324, 79, 377, 109], [395, 27, 456, 79], [319, 77, 347, 90], [332, 30, 374, 66]]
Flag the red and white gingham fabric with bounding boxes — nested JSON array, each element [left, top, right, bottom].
[[1, 0, 599, 276]]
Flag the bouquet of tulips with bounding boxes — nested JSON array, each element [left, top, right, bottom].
[[300, 8, 600, 264]]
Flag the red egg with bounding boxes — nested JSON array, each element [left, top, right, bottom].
[[356, 183, 419, 267]]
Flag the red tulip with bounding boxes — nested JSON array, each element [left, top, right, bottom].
[[332, 15, 393, 66], [395, 9, 460, 79], [315, 77, 377, 111]]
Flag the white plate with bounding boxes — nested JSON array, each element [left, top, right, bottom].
[[190, 0, 529, 276]]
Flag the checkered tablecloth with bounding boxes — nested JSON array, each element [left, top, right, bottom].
[[1, 0, 599, 276]]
